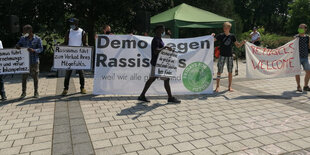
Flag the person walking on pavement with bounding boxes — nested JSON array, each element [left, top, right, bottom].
[[138, 25, 180, 103], [61, 18, 88, 96]]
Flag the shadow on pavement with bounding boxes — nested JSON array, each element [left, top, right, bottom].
[[232, 90, 308, 100], [117, 102, 180, 120], [0, 93, 217, 107]]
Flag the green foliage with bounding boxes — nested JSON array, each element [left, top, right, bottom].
[[286, 0, 310, 34]]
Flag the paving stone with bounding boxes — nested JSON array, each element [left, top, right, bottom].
[[191, 148, 215, 155], [174, 142, 196, 152], [208, 144, 232, 155], [137, 148, 160, 155], [123, 143, 144, 152], [275, 141, 301, 152], [20, 141, 51, 153], [190, 139, 212, 148], [158, 137, 179, 145], [225, 142, 248, 152], [156, 145, 179, 155], [95, 145, 126, 155], [73, 142, 94, 155], [52, 142, 72, 155], [141, 139, 162, 149]]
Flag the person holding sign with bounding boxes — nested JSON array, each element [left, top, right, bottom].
[[295, 24, 310, 92], [138, 25, 180, 103], [61, 18, 88, 96], [212, 22, 245, 92], [16, 25, 43, 99], [0, 40, 7, 101]]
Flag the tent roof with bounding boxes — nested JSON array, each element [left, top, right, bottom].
[[151, 3, 234, 24]]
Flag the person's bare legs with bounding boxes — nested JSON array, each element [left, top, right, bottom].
[[215, 73, 221, 92], [164, 79, 172, 98], [140, 77, 156, 97], [295, 75, 302, 91], [228, 72, 234, 92], [304, 71, 310, 87]]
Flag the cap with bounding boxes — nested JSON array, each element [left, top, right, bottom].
[[68, 18, 79, 23]]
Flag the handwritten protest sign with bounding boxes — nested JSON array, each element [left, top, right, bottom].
[[54, 46, 92, 70], [155, 49, 178, 77], [245, 39, 300, 79], [0, 48, 29, 74]]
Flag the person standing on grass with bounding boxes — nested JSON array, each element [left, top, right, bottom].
[[0, 40, 7, 101], [61, 18, 88, 96], [16, 25, 43, 99], [138, 25, 180, 103], [295, 23, 310, 92], [212, 22, 245, 92]]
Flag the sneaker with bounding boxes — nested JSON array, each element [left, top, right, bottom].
[[20, 92, 26, 99], [34, 92, 39, 98], [61, 89, 68, 96], [303, 86, 310, 91], [1, 95, 7, 101], [81, 88, 87, 94], [168, 97, 181, 103], [138, 95, 150, 102]]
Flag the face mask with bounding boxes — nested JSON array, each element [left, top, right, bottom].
[[23, 33, 29, 37], [106, 31, 111, 34], [161, 31, 166, 37], [70, 25, 76, 30], [298, 28, 305, 34]]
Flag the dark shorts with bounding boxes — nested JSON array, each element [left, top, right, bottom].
[[300, 58, 310, 71], [217, 56, 233, 73], [253, 41, 261, 46]]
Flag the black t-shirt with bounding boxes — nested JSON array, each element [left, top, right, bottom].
[[151, 36, 164, 66], [295, 35, 309, 58], [216, 33, 236, 57]]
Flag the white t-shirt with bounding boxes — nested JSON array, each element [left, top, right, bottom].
[[68, 28, 83, 46], [0, 40, 3, 49], [250, 31, 260, 42]]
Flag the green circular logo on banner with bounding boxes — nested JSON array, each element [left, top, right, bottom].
[[182, 62, 212, 92]]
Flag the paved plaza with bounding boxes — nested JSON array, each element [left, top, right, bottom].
[[0, 60, 310, 155]]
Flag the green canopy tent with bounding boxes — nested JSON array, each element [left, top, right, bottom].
[[150, 3, 235, 38]]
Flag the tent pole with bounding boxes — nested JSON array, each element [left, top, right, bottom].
[[172, 20, 179, 38]]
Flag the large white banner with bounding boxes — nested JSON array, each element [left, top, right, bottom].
[[0, 48, 29, 74], [94, 35, 214, 95], [54, 46, 93, 70], [245, 39, 301, 79]]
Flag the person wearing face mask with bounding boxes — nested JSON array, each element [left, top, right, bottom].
[[102, 25, 112, 35], [138, 25, 180, 103], [61, 18, 88, 96], [294, 23, 310, 92], [16, 25, 43, 99], [0, 40, 7, 101]]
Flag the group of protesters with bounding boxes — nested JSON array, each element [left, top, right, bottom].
[[0, 18, 309, 103]]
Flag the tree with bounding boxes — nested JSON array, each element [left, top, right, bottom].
[[234, 0, 292, 34], [286, 0, 310, 34]]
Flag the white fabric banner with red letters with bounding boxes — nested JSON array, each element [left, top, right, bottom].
[[245, 39, 301, 79]]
